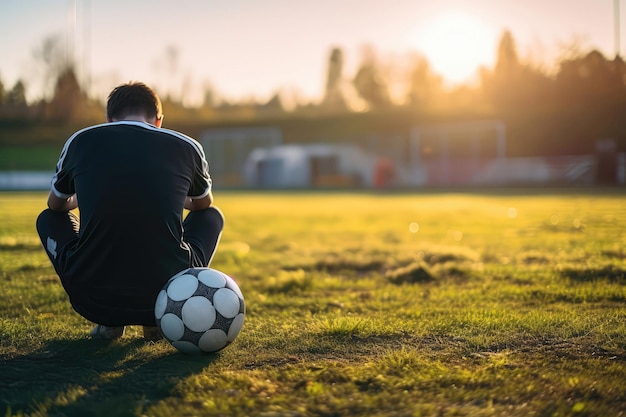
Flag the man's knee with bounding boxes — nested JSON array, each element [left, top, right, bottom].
[[187, 206, 224, 231], [36, 208, 80, 251], [184, 206, 225, 245], [36, 208, 60, 245], [206, 206, 225, 232], [36, 208, 53, 233]]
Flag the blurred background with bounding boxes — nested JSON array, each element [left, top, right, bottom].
[[1, 0, 625, 189]]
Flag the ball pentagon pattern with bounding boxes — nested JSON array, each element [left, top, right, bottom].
[[155, 267, 245, 354]]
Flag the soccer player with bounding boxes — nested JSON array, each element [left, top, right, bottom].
[[36, 82, 224, 340]]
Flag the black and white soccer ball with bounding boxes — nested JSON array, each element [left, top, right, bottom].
[[155, 267, 245, 355]]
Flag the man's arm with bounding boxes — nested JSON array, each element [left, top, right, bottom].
[[47, 191, 78, 212], [184, 192, 213, 211]]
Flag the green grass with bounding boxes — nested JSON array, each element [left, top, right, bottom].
[[0, 146, 60, 171], [1, 190, 625, 417]]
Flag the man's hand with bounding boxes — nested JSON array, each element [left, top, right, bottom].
[[184, 193, 213, 211], [47, 191, 78, 212]]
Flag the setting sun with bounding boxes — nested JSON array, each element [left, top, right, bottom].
[[407, 11, 497, 86]]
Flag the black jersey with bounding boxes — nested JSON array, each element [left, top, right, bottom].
[[51, 121, 211, 324]]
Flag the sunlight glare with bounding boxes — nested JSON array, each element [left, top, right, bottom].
[[407, 11, 496, 86]]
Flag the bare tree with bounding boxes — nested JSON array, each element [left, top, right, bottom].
[[165, 44, 180, 100]]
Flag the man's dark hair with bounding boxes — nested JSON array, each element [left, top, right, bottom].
[[106, 82, 163, 121]]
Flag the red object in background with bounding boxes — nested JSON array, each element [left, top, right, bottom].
[[374, 158, 395, 188]]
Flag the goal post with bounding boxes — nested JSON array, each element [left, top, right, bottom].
[[408, 119, 506, 186]]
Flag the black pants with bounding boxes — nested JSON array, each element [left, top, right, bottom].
[[35, 207, 225, 325]]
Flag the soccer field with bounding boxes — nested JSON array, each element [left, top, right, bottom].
[[1, 190, 625, 416]]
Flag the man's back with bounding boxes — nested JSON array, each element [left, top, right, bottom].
[[52, 121, 211, 323]]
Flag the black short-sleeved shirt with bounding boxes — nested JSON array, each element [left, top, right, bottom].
[[51, 121, 211, 324]]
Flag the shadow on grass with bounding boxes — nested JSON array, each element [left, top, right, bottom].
[[1, 336, 218, 417], [560, 265, 626, 283]]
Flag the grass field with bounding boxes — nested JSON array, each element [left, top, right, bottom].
[[1, 190, 625, 417], [0, 146, 61, 171]]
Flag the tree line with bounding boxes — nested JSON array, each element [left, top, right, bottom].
[[1, 30, 625, 156]]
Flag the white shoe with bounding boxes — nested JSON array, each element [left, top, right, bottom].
[[90, 324, 125, 340]]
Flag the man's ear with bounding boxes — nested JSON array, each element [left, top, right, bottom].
[[155, 115, 163, 128]]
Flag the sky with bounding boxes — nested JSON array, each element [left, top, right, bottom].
[[0, 0, 621, 105]]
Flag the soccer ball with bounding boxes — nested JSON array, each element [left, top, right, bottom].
[[155, 267, 245, 354]]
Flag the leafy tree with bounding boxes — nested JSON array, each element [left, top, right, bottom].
[[555, 50, 626, 108], [0, 76, 5, 105], [321, 47, 348, 111], [482, 30, 552, 112], [263, 93, 284, 112], [46, 68, 88, 121], [552, 50, 626, 154], [494, 30, 520, 75], [352, 46, 392, 110], [482, 30, 522, 109], [405, 53, 443, 110], [6, 80, 27, 107]]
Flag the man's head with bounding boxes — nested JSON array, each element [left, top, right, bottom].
[[106, 82, 163, 127]]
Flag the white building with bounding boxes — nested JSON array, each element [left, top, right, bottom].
[[243, 144, 375, 188]]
